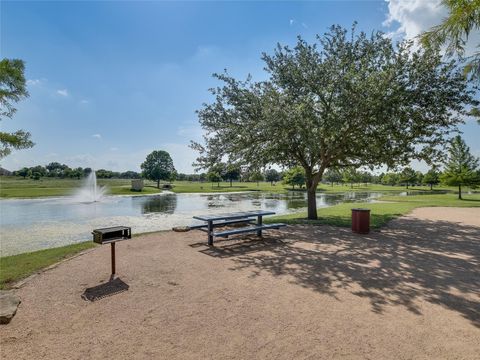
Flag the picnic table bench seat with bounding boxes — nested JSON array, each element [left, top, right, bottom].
[[214, 223, 286, 238], [189, 218, 254, 230]]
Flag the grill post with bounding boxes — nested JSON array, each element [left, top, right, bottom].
[[92, 226, 131, 277], [111, 242, 116, 275]]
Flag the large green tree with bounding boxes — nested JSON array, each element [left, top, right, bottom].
[[193, 24, 477, 219], [0, 59, 34, 158], [440, 135, 479, 199], [141, 150, 176, 188]]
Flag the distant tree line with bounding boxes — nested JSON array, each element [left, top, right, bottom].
[[197, 136, 479, 200], [11, 162, 142, 180]]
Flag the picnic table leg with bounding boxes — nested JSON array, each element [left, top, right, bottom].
[[257, 215, 263, 237], [111, 242, 116, 276], [208, 220, 214, 246]]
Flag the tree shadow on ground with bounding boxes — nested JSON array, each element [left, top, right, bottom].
[[200, 219, 480, 327]]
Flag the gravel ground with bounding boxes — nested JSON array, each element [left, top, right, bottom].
[[1, 207, 479, 359]]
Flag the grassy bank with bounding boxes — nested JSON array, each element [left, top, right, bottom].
[[0, 177, 162, 198], [171, 180, 288, 193], [265, 193, 480, 228], [171, 181, 462, 194], [3, 176, 472, 198], [0, 242, 96, 289]]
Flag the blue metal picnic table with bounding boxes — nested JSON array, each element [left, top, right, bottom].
[[192, 210, 286, 246]]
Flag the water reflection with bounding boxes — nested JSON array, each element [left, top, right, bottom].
[[139, 194, 177, 214]]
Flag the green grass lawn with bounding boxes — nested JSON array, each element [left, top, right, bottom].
[[265, 193, 480, 228], [171, 180, 288, 193], [316, 183, 455, 193], [172, 181, 461, 194], [0, 242, 97, 290], [2, 176, 476, 198]]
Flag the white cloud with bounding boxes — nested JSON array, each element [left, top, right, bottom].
[[383, 0, 479, 56], [92, 134, 102, 139], [27, 79, 42, 86], [289, 19, 295, 26], [301, 22, 308, 29], [110, 147, 119, 151], [80, 99, 89, 104], [384, 0, 445, 39], [56, 89, 69, 97]]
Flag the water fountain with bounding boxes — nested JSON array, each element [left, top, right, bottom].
[[73, 170, 106, 202]]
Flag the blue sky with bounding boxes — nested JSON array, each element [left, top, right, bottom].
[[1, 0, 479, 173]]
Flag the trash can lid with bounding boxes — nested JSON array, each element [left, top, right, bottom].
[[351, 208, 370, 212]]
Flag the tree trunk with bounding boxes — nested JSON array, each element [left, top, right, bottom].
[[305, 170, 322, 220], [230, 179, 232, 187], [157, 179, 160, 189], [458, 185, 462, 200], [307, 187, 317, 220], [430, 183, 433, 190]]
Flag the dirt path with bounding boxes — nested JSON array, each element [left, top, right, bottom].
[[1, 207, 479, 359]]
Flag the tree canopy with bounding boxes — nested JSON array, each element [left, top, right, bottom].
[[0, 58, 34, 158], [141, 150, 176, 188], [193, 24, 477, 219], [423, 167, 440, 190], [440, 135, 479, 199], [265, 168, 280, 185], [249, 170, 264, 186], [323, 168, 343, 186], [223, 163, 241, 186], [399, 167, 417, 189], [282, 167, 305, 189]]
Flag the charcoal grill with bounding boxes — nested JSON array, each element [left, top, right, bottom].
[[92, 226, 131, 275]]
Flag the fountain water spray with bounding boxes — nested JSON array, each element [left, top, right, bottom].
[[73, 170, 106, 202]]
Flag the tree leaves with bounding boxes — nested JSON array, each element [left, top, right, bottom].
[[0, 59, 34, 159]]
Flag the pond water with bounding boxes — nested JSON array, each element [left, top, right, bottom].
[[0, 191, 386, 256]]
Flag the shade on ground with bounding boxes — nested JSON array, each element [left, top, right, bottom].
[[0, 207, 479, 359]]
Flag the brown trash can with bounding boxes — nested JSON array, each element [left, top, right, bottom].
[[351, 208, 370, 234]]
